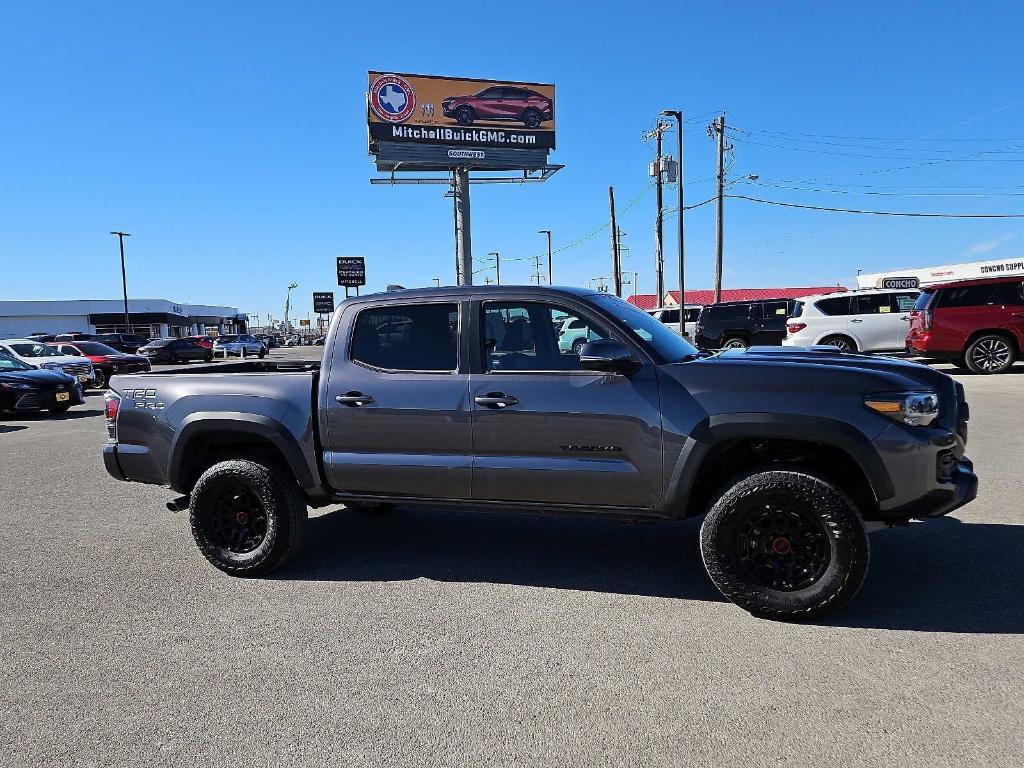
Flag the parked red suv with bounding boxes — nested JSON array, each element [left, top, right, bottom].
[[906, 276, 1024, 374], [442, 86, 553, 129]]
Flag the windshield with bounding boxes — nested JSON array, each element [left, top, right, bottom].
[[591, 294, 699, 362], [74, 342, 120, 356], [0, 355, 33, 371], [10, 342, 62, 357]]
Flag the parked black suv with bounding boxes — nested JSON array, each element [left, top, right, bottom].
[[94, 333, 148, 354], [694, 299, 798, 350]]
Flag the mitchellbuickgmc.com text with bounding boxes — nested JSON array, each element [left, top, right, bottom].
[[390, 125, 538, 144]]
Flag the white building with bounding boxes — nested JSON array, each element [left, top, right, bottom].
[[0, 298, 246, 340], [857, 257, 1024, 289]]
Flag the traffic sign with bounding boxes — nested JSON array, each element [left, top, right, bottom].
[[312, 291, 335, 314], [337, 257, 366, 287]]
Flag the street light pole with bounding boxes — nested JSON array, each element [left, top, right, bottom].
[[110, 231, 132, 332], [662, 109, 685, 334], [284, 281, 298, 333], [538, 230, 552, 285]]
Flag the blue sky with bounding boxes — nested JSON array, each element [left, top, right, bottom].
[[3, 2, 1023, 320]]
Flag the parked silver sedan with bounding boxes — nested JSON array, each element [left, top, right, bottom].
[[212, 334, 267, 358]]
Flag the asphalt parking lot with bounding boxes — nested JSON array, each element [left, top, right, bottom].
[[1, 349, 1022, 767]]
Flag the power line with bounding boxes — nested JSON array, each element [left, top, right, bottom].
[[739, 180, 1024, 197], [726, 134, 1024, 161], [729, 124, 1024, 145], [728, 194, 1024, 218]]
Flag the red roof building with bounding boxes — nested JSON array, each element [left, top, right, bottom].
[[626, 293, 659, 311], [665, 286, 847, 306]]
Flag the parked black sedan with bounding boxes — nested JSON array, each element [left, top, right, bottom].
[[0, 353, 84, 415], [137, 337, 214, 364]]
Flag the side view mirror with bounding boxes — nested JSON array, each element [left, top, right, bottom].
[[579, 339, 641, 375]]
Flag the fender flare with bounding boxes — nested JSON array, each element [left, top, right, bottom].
[[168, 413, 315, 492], [664, 413, 894, 515]]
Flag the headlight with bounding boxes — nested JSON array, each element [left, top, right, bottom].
[[864, 392, 939, 426], [42, 362, 63, 371]]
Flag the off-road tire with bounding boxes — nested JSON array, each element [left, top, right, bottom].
[[189, 459, 308, 577], [700, 469, 869, 620], [820, 335, 857, 352], [964, 334, 1015, 374]]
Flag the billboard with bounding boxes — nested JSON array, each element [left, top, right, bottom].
[[367, 72, 556, 152], [857, 258, 1024, 289]]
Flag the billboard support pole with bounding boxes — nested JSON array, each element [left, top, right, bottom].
[[454, 167, 473, 286]]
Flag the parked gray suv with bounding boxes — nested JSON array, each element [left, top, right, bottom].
[[101, 286, 976, 620]]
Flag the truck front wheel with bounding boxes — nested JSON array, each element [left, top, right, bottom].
[[189, 459, 308, 576], [699, 469, 869, 620]]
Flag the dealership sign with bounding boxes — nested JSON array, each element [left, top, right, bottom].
[[858, 258, 1024, 289], [312, 292, 335, 314], [367, 71, 556, 152], [336, 257, 366, 288]]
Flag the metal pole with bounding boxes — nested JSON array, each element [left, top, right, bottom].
[[488, 252, 500, 285], [654, 124, 666, 307], [608, 188, 621, 297], [539, 230, 552, 285], [714, 114, 726, 304], [663, 109, 686, 334], [454, 167, 473, 285], [110, 231, 131, 332]]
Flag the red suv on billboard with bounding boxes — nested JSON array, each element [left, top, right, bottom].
[[906, 276, 1024, 374], [442, 86, 553, 129]]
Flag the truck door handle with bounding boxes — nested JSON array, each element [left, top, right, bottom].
[[336, 391, 374, 406], [474, 392, 519, 408], [850, 318, 863, 323]]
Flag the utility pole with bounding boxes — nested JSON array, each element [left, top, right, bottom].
[[538, 230, 552, 285], [608, 187, 621, 296], [644, 121, 670, 306], [433, 277, 440, 287], [710, 113, 730, 303], [662, 110, 685, 330], [110, 231, 132, 332], [589, 276, 611, 293], [488, 251, 501, 285], [453, 168, 473, 285]]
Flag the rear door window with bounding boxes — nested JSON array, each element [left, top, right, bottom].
[[351, 303, 458, 372], [853, 293, 894, 315], [990, 280, 1024, 306], [709, 304, 751, 320], [937, 284, 1000, 308]]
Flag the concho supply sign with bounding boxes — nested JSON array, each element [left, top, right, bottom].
[[367, 71, 556, 150]]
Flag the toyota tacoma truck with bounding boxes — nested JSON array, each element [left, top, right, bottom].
[[101, 286, 976, 619]]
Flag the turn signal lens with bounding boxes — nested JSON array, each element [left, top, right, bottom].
[[787, 323, 807, 334]]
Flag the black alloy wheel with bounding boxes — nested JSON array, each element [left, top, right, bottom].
[[92, 369, 107, 389], [201, 484, 268, 555], [965, 334, 1014, 374], [522, 108, 542, 128], [455, 105, 474, 125], [734, 501, 831, 591]]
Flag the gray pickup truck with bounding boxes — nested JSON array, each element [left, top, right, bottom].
[[102, 286, 976, 619]]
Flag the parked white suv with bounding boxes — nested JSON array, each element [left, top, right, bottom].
[[648, 305, 701, 338], [783, 289, 919, 353]]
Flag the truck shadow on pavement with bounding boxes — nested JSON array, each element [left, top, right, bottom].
[[289, 510, 1023, 634], [287, 507, 724, 603], [821, 516, 1024, 634]]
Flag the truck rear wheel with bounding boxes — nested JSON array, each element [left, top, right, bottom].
[[699, 469, 869, 620], [189, 459, 307, 576]]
